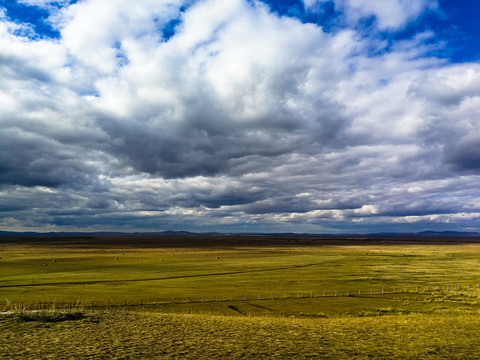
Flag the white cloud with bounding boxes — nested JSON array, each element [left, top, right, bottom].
[[354, 205, 378, 215], [52, 0, 185, 75], [412, 64, 480, 106]]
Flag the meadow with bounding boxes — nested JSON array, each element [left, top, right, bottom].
[[2, 234, 480, 359]]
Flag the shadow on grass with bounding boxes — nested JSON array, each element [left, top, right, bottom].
[[14, 309, 85, 323], [227, 305, 246, 315]]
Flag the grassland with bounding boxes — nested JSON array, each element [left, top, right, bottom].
[[2, 234, 480, 358], [3, 308, 480, 359]]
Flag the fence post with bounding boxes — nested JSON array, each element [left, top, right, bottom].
[[285, 292, 287, 299], [258, 294, 260, 300], [404, 288, 406, 293], [393, 288, 395, 294], [359, 289, 361, 296], [382, 288, 384, 295], [371, 289, 373, 295], [297, 292, 299, 298], [347, 290, 349, 296], [458, 284, 460, 289], [230, 295, 232, 301], [323, 291, 325, 297]]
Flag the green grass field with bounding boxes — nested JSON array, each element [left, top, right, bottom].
[[2, 235, 480, 358]]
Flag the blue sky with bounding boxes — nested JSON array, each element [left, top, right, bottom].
[[2, 0, 479, 61], [1, 0, 480, 233]]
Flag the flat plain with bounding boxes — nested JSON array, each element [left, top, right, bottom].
[[2, 234, 480, 359]]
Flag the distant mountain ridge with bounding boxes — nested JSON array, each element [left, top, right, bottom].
[[1, 230, 479, 237], [0, 230, 197, 237]]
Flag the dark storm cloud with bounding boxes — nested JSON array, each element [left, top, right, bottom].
[[411, 64, 480, 175], [98, 111, 347, 180], [0, 128, 92, 187], [444, 139, 480, 171]]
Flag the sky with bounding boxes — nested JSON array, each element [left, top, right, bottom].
[[1, 0, 480, 234]]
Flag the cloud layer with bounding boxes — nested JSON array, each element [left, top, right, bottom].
[[1, 0, 480, 233]]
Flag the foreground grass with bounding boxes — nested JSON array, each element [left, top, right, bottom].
[[1, 308, 480, 359]]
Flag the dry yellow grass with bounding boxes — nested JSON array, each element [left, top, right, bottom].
[[2, 308, 480, 359]]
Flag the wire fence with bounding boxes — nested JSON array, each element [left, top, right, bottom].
[[3, 282, 480, 311]]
